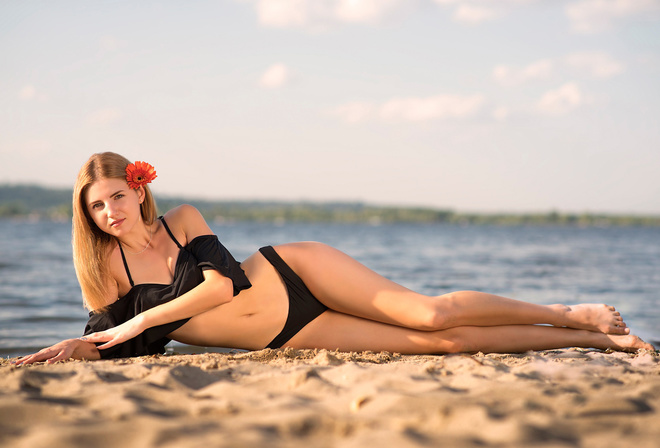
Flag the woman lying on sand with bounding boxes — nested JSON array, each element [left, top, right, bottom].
[[14, 152, 653, 365]]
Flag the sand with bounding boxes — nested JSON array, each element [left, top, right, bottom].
[[1, 348, 659, 448]]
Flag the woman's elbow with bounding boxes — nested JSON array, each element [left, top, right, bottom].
[[209, 275, 235, 305]]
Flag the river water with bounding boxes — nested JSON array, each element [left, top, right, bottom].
[[1, 220, 658, 358]]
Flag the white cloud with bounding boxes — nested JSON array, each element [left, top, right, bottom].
[[432, 0, 536, 5], [433, 0, 538, 25], [256, 0, 311, 27], [253, 0, 409, 30], [87, 108, 122, 126], [18, 84, 48, 101], [18, 85, 37, 100], [494, 52, 624, 85], [246, 0, 660, 33], [335, 0, 406, 23], [565, 52, 625, 78], [453, 5, 499, 24], [565, 0, 660, 33], [536, 82, 584, 115], [493, 59, 554, 85], [332, 93, 485, 123], [380, 94, 485, 121], [259, 63, 293, 88]]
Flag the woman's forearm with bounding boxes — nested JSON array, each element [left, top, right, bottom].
[[140, 271, 234, 330]]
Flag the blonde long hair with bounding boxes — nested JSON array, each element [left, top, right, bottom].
[[72, 152, 158, 312]]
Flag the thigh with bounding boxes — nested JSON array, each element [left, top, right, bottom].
[[274, 242, 438, 330], [283, 310, 459, 354]]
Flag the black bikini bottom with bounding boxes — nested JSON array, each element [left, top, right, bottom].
[[259, 245, 328, 349]]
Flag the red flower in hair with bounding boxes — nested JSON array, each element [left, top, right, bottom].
[[126, 161, 157, 189]]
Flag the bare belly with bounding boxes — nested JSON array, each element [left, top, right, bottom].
[[167, 250, 290, 350]]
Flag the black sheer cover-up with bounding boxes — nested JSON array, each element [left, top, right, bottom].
[[83, 217, 251, 359]]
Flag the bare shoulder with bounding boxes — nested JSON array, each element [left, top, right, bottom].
[[163, 204, 214, 246]]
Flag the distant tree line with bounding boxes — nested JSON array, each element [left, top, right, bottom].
[[1, 184, 659, 227], [0, 185, 73, 220]]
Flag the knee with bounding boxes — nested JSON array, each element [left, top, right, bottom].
[[414, 303, 444, 331], [428, 290, 483, 330], [424, 327, 474, 354], [429, 327, 475, 354], [418, 292, 463, 331]]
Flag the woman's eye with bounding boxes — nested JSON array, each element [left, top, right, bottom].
[[115, 194, 124, 200], [92, 203, 103, 210]]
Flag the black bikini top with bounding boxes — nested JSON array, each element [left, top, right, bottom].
[[83, 216, 252, 359]]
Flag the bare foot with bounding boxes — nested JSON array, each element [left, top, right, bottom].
[[599, 334, 656, 352], [553, 303, 629, 334]]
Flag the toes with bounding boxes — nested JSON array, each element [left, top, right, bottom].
[[611, 324, 629, 335]]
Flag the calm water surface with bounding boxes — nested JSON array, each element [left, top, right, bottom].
[[1, 220, 658, 358]]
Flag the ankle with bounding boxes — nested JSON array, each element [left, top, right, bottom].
[[548, 304, 571, 326]]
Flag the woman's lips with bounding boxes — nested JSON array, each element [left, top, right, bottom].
[[111, 219, 125, 228]]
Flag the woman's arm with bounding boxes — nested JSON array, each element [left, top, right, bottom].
[[83, 205, 236, 350], [85, 269, 233, 350], [13, 338, 101, 366]]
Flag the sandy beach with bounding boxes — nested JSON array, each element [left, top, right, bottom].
[[1, 348, 659, 448]]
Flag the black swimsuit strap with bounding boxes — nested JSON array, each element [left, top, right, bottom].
[[119, 217, 178, 288], [118, 244, 135, 287], [159, 216, 184, 249]]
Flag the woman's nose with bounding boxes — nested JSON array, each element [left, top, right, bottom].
[[107, 203, 119, 218]]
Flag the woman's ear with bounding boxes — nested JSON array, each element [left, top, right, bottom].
[[137, 186, 146, 204]]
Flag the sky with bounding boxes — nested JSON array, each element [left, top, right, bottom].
[[1, 0, 659, 214]]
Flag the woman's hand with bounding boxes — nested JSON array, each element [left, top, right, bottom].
[[12, 338, 100, 366], [81, 314, 147, 350]]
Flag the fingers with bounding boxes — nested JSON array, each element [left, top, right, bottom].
[[95, 338, 120, 350], [19, 351, 47, 365], [80, 332, 118, 350], [46, 348, 71, 364], [13, 350, 54, 366], [78, 332, 108, 343], [11, 356, 30, 366], [10, 339, 78, 366], [83, 323, 139, 350]]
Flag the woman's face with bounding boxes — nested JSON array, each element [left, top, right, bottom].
[[85, 177, 145, 236]]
